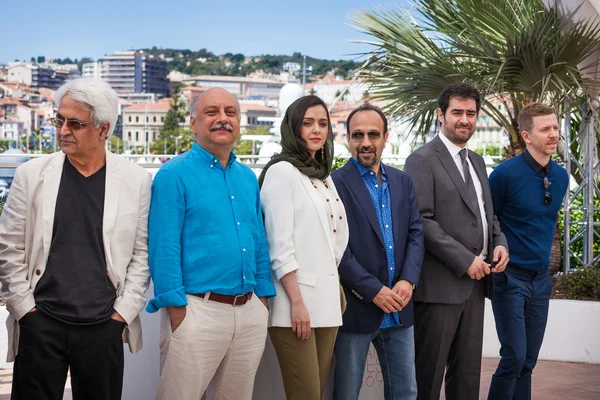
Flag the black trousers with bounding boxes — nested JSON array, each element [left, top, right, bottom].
[[11, 310, 125, 400], [414, 281, 485, 400]]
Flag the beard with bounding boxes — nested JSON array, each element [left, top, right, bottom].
[[355, 145, 378, 168], [443, 123, 475, 145]]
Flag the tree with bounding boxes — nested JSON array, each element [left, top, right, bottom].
[[36, 56, 45, 63], [350, 0, 600, 157], [151, 88, 193, 155]]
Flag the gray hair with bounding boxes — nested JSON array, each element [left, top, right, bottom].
[[54, 77, 119, 138], [189, 89, 241, 118]]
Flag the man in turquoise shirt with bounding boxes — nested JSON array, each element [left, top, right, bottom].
[[148, 88, 276, 400]]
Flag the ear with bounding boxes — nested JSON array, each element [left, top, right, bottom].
[[437, 108, 444, 124], [384, 131, 389, 142], [190, 116, 196, 134], [100, 123, 110, 139], [521, 130, 531, 144]]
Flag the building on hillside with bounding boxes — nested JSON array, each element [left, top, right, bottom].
[[121, 99, 177, 151], [181, 75, 285, 99], [98, 51, 169, 98], [0, 118, 24, 142], [82, 62, 101, 78], [240, 103, 277, 132], [168, 71, 191, 96], [305, 76, 367, 105], [7, 63, 79, 90]]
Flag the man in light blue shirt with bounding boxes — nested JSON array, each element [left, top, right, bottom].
[[148, 88, 276, 400]]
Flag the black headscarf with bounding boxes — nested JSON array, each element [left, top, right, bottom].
[[258, 95, 334, 187]]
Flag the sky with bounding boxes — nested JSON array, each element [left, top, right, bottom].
[[2, 0, 410, 65]]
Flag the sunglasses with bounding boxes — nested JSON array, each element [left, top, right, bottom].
[[350, 131, 382, 141], [51, 117, 94, 131], [543, 177, 552, 205]]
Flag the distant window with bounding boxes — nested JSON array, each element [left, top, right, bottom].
[[128, 132, 132, 140], [128, 116, 131, 122], [136, 116, 139, 123], [153, 116, 156, 123], [136, 132, 139, 141], [146, 116, 149, 123], [161, 116, 164, 122], [153, 132, 157, 140], [145, 132, 149, 142]]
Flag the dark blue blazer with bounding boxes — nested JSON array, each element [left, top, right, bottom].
[[332, 161, 424, 334]]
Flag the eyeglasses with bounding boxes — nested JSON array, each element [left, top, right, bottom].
[[350, 131, 382, 141], [51, 117, 94, 131], [543, 177, 552, 205]]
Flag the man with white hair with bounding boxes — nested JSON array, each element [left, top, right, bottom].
[[0, 77, 152, 400]]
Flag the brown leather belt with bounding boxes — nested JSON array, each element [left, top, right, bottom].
[[192, 292, 253, 306]]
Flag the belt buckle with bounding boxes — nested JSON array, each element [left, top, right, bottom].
[[233, 294, 245, 306]]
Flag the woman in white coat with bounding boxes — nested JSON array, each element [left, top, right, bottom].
[[259, 95, 349, 400]]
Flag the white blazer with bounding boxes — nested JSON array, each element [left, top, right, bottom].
[[260, 161, 349, 327], [0, 151, 152, 362]]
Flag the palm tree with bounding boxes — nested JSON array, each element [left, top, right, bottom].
[[350, 0, 600, 157]]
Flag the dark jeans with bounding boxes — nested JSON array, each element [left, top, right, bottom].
[[11, 310, 125, 400], [488, 266, 552, 400], [333, 324, 417, 400]]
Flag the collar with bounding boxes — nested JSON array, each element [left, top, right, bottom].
[[351, 158, 387, 180], [192, 142, 237, 168], [438, 132, 467, 160], [522, 150, 552, 175]]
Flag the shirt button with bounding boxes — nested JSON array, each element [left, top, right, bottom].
[[326, 199, 330, 202], [331, 214, 334, 218], [210, 165, 214, 168], [336, 198, 339, 202], [370, 172, 374, 175], [243, 275, 246, 279], [390, 267, 393, 271], [237, 222, 241, 225], [389, 245, 393, 249], [35, 269, 41, 276], [231, 195, 235, 199], [242, 248, 246, 252], [385, 224, 389, 228], [213, 159, 218, 163], [382, 204, 385, 208], [333, 229, 337, 233], [339, 216, 342, 220], [375, 184, 379, 188], [471, 222, 477, 228]]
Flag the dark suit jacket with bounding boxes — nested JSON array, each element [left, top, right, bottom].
[[404, 135, 508, 304], [332, 161, 424, 334]]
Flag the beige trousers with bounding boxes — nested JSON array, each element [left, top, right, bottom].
[[156, 293, 269, 400]]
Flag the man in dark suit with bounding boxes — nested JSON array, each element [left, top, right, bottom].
[[332, 104, 424, 400], [404, 83, 509, 400]]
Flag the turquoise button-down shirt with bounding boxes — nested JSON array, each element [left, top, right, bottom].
[[146, 143, 276, 313]]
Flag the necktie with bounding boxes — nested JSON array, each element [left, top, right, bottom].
[[459, 149, 484, 254]]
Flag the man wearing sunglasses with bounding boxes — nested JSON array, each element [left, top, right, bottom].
[[0, 77, 151, 400], [332, 104, 424, 400], [487, 103, 569, 400]]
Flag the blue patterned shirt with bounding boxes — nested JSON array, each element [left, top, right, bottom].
[[146, 143, 276, 313], [351, 159, 399, 328]]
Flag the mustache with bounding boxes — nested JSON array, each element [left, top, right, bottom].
[[455, 123, 471, 129], [358, 146, 376, 153], [209, 123, 234, 132]]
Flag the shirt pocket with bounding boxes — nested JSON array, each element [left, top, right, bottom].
[[296, 271, 318, 287]]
